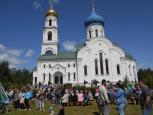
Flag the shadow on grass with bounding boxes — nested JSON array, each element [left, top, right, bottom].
[[93, 112, 100, 115]]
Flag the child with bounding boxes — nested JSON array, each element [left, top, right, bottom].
[[49, 105, 55, 115]]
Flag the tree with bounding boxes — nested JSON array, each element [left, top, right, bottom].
[[0, 61, 32, 89], [138, 68, 153, 89]]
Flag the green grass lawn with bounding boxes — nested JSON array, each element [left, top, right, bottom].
[[3, 101, 142, 115]]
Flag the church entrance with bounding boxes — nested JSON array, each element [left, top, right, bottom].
[[53, 71, 63, 84]]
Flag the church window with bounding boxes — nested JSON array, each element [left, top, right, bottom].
[[133, 66, 136, 76], [129, 65, 131, 76], [105, 59, 109, 74], [45, 50, 53, 55], [43, 64, 46, 69], [49, 19, 52, 26], [95, 29, 98, 37], [84, 65, 87, 75], [95, 59, 98, 75], [101, 30, 103, 37], [49, 73, 51, 82], [68, 72, 70, 81], [48, 32, 52, 41], [49, 64, 51, 68], [73, 63, 75, 68], [89, 31, 92, 38], [99, 53, 104, 74], [73, 72, 76, 81], [43, 73, 45, 81], [117, 64, 120, 75]]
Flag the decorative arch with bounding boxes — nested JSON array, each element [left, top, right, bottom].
[[89, 38, 113, 48], [45, 50, 54, 55], [44, 47, 56, 55], [77, 46, 89, 58], [53, 71, 63, 84], [110, 46, 125, 58]]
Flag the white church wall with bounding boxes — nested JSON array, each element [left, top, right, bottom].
[[125, 59, 137, 82], [110, 47, 125, 82], [35, 60, 77, 84]]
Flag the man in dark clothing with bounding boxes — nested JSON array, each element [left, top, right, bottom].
[[139, 80, 152, 115], [58, 105, 64, 115]]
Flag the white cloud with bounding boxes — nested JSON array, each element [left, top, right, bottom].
[[6, 49, 22, 57], [0, 44, 5, 51], [0, 43, 28, 68], [63, 41, 77, 51], [33, 0, 41, 11], [26, 49, 34, 57]]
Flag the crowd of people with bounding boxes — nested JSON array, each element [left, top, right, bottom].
[[96, 79, 152, 115], [1, 79, 152, 115], [4, 83, 94, 114]]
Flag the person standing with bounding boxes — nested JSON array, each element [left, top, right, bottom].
[[139, 80, 152, 115], [24, 90, 31, 110], [98, 79, 110, 115], [116, 82, 127, 115]]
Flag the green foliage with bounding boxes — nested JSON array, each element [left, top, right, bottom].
[[122, 75, 129, 88], [64, 83, 73, 89], [138, 68, 153, 89], [0, 61, 32, 89], [73, 85, 86, 91]]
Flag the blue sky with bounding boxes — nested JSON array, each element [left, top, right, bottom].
[[0, 0, 153, 70]]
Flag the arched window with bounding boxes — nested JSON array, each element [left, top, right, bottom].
[[49, 64, 51, 68], [73, 63, 75, 68], [117, 65, 120, 75], [89, 31, 92, 38], [84, 65, 87, 75], [49, 73, 51, 82], [68, 64, 70, 68], [43, 73, 45, 81], [49, 19, 52, 26], [133, 66, 136, 76], [95, 29, 98, 37], [45, 50, 53, 55], [68, 72, 70, 81], [105, 59, 109, 74], [99, 53, 104, 74], [95, 59, 98, 75], [73, 72, 76, 81], [48, 32, 52, 41], [43, 64, 46, 69]]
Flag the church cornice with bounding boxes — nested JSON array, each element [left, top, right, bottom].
[[42, 42, 58, 45], [44, 26, 57, 29]]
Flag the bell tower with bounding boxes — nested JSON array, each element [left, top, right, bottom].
[[41, 2, 59, 55]]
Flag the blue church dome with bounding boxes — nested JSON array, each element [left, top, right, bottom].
[[84, 11, 104, 27]]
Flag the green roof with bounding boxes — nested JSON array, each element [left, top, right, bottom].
[[38, 52, 76, 61], [125, 52, 135, 60]]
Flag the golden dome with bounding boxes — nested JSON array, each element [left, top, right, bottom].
[[46, 9, 58, 17]]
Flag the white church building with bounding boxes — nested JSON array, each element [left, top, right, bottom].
[[33, 5, 138, 85]]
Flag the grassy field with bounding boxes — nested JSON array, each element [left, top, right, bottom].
[[3, 101, 142, 115]]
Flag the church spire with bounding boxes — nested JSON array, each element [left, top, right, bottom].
[[50, 0, 54, 9], [91, 0, 96, 12]]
